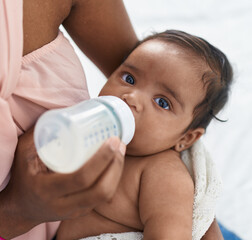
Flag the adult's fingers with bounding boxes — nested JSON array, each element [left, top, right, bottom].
[[40, 137, 125, 196], [58, 149, 125, 218]]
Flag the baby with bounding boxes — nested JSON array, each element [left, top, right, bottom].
[[56, 30, 233, 240]]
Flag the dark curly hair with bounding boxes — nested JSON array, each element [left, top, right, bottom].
[[126, 30, 233, 132]]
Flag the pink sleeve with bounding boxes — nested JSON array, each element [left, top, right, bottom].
[[0, 0, 23, 190]]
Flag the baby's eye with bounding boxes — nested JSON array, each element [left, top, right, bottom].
[[154, 97, 170, 110], [122, 73, 135, 85]]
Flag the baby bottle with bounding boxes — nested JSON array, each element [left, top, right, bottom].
[[34, 96, 135, 173]]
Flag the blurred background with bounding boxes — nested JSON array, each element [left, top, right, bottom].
[[62, 0, 252, 239]]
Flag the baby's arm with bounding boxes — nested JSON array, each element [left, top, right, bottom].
[[139, 150, 194, 240]]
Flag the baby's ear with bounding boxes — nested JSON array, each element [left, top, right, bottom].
[[174, 128, 205, 152]]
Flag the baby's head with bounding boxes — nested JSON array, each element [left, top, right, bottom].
[[100, 30, 233, 156]]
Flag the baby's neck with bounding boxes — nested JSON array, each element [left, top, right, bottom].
[[125, 148, 180, 159]]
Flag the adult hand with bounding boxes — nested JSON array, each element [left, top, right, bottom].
[[0, 127, 125, 239]]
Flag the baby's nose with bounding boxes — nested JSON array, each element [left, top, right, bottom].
[[122, 92, 143, 113]]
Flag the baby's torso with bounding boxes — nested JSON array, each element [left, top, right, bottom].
[[57, 150, 188, 240], [93, 156, 145, 231], [57, 155, 150, 239]]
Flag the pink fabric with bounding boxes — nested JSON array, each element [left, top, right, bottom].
[[1, 0, 89, 239], [0, 0, 22, 191]]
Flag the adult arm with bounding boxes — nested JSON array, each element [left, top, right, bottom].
[[0, 128, 126, 239], [63, 0, 138, 77]]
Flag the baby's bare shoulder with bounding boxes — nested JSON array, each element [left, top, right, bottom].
[[145, 149, 190, 174], [141, 149, 194, 192], [139, 150, 194, 236]]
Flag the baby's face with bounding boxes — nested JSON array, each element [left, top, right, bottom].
[[99, 40, 206, 156]]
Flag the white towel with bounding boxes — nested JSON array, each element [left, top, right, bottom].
[[80, 232, 143, 240], [181, 140, 223, 240], [79, 140, 222, 240]]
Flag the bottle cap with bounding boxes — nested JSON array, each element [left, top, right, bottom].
[[96, 96, 135, 144]]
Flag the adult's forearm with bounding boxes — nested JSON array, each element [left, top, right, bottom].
[[0, 187, 36, 239], [63, 0, 138, 77]]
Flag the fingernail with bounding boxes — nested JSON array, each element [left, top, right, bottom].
[[119, 143, 126, 155]]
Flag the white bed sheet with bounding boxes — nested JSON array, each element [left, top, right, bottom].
[[62, 0, 252, 239]]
